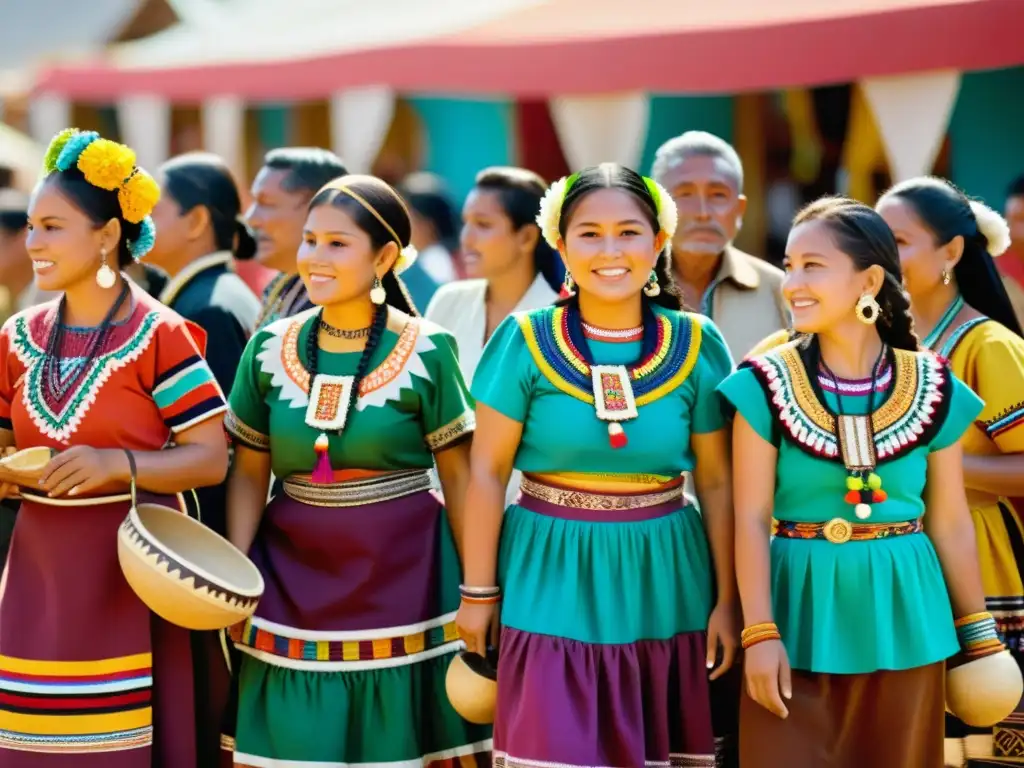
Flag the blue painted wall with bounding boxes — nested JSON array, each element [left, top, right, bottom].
[[949, 66, 1024, 207], [637, 95, 735, 175], [408, 97, 514, 205]]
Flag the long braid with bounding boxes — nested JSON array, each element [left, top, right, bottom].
[[650, 254, 684, 311], [304, 302, 389, 438], [876, 272, 919, 351]]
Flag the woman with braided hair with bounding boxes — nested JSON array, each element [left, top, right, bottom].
[[0, 129, 230, 765], [720, 196, 994, 767], [223, 175, 490, 766], [877, 178, 1024, 767]]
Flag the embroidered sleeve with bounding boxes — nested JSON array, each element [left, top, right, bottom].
[[226, 331, 271, 451], [930, 375, 984, 452], [692, 317, 735, 434], [716, 366, 775, 445], [152, 318, 227, 434], [965, 330, 1024, 452], [420, 330, 476, 452], [471, 314, 534, 424], [0, 321, 17, 431]]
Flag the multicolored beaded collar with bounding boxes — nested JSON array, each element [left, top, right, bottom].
[[743, 342, 951, 465], [517, 305, 701, 448]]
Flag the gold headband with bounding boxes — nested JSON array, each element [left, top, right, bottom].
[[320, 180, 409, 250]]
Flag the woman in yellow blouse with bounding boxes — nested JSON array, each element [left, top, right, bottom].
[[877, 177, 1024, 768]]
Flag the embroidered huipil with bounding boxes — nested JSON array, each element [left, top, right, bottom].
[[226, 309, 475, 475], [0, 287, 226, 762], [717, 342, 983, 674]]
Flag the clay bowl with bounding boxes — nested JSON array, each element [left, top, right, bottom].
[[947, 650, 1023, 727], [0, 447, 56, 487], [117, 501, 264, 630], [446, 651, 497, 724]]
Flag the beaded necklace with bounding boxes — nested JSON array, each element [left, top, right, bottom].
[[818, 343, 889, 520]]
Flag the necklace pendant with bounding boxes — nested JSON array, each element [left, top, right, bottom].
[[305, 374, 355, 433], [591, 365, 637, 449]]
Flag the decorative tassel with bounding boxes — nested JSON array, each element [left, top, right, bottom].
[[311, 433, 333, 484], [608, 423, 628, 449]]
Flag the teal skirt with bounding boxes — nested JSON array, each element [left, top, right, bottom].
[[771, 533, 960, 673]]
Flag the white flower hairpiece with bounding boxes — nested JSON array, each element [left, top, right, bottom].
[[536, 175, 572, 250], [968, 200, 1011, 257], [536, 173, 680, 251], [395, 244, 418, 274]]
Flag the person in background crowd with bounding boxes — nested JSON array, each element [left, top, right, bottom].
[[458, 164, 736, 768], [1000, 176, 1024, 328], [0, 188, 31, 324], [721, 196, 991, 768], [247, 147, 348, 327], [399, 171, 459, 308], [652, 131, 788, 359], [425, 167, 561, 506], [877, 178, 1024, 768]]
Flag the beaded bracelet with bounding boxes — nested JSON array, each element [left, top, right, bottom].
[[740, 622, 782, 650], [955, 611, 1006, 659], [459, 585, 501, 605]]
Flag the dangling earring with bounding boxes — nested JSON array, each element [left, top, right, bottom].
[[369, 276, 386, 305], [95, 247, 117, 289], [643, 270, 661, 297], [941, 268, 951, 285], [855, 292, 881, 325], [561, 273, 576, 297]]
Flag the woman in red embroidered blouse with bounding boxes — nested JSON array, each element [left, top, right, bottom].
[[0, 129, 229, 767]]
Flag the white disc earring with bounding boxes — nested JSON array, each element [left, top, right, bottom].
[[95, 247, 117, 289], [370, 277, 386, 305]]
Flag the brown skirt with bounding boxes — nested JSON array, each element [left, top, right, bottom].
[[739, 662, 945, 768]]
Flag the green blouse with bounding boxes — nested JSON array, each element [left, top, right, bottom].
[[225, 309, 475, 478], [717, 341, 983, 674], [471, 305, 734, 476]]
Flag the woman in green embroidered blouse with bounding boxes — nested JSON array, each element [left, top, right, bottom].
[[718, 197, 991, 768]]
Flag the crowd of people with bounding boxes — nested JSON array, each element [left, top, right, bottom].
[[0, 124, 1021, 768]]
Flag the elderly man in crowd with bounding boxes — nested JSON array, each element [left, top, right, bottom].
[[652, 131, 788, 359]]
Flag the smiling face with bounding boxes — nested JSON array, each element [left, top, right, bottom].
[[25, 178, 117, 293], [783, 218, 880, 334], [876, 197, 958, 300], [459, 188, 530, 280], [561, 188, 662, 304], [297, 202, 397, 307], [659, 154, 745, 257], [245, 167, 310, 273]]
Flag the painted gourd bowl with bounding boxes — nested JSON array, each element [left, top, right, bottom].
[[117, 501, 264, 630], [445, 651, 497, 725]]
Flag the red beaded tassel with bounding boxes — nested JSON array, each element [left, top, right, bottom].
[[607, 423, 628, 449], [311, 433, 333, 484]]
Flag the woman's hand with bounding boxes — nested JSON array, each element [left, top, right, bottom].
[[456, 601, 497, 656], [38, 448, 128, 498], [706, 599, 740, 680], [744, 639, 792, 719]]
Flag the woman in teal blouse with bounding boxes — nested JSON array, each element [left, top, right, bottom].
[[455, 164, 737, 768], [719, 196, 996, 767]]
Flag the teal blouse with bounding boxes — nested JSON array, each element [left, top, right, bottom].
[[472, 305, 734, 476], [717, 342, 983, 674]]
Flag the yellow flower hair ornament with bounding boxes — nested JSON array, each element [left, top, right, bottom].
[[44, 129, 161, 227]]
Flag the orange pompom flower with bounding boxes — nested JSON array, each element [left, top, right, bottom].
[[119, 170, 161, 224]]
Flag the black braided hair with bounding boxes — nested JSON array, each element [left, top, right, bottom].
[[793, 196, 919, 351], [554, 163, 683, 312], [304, 303, 388, 438]]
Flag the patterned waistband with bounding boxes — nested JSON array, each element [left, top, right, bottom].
[[282, 470, 434, 507], [230, 612, 460, 671], [775, 517, 923, 545], [518, 475, 686, 523]]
